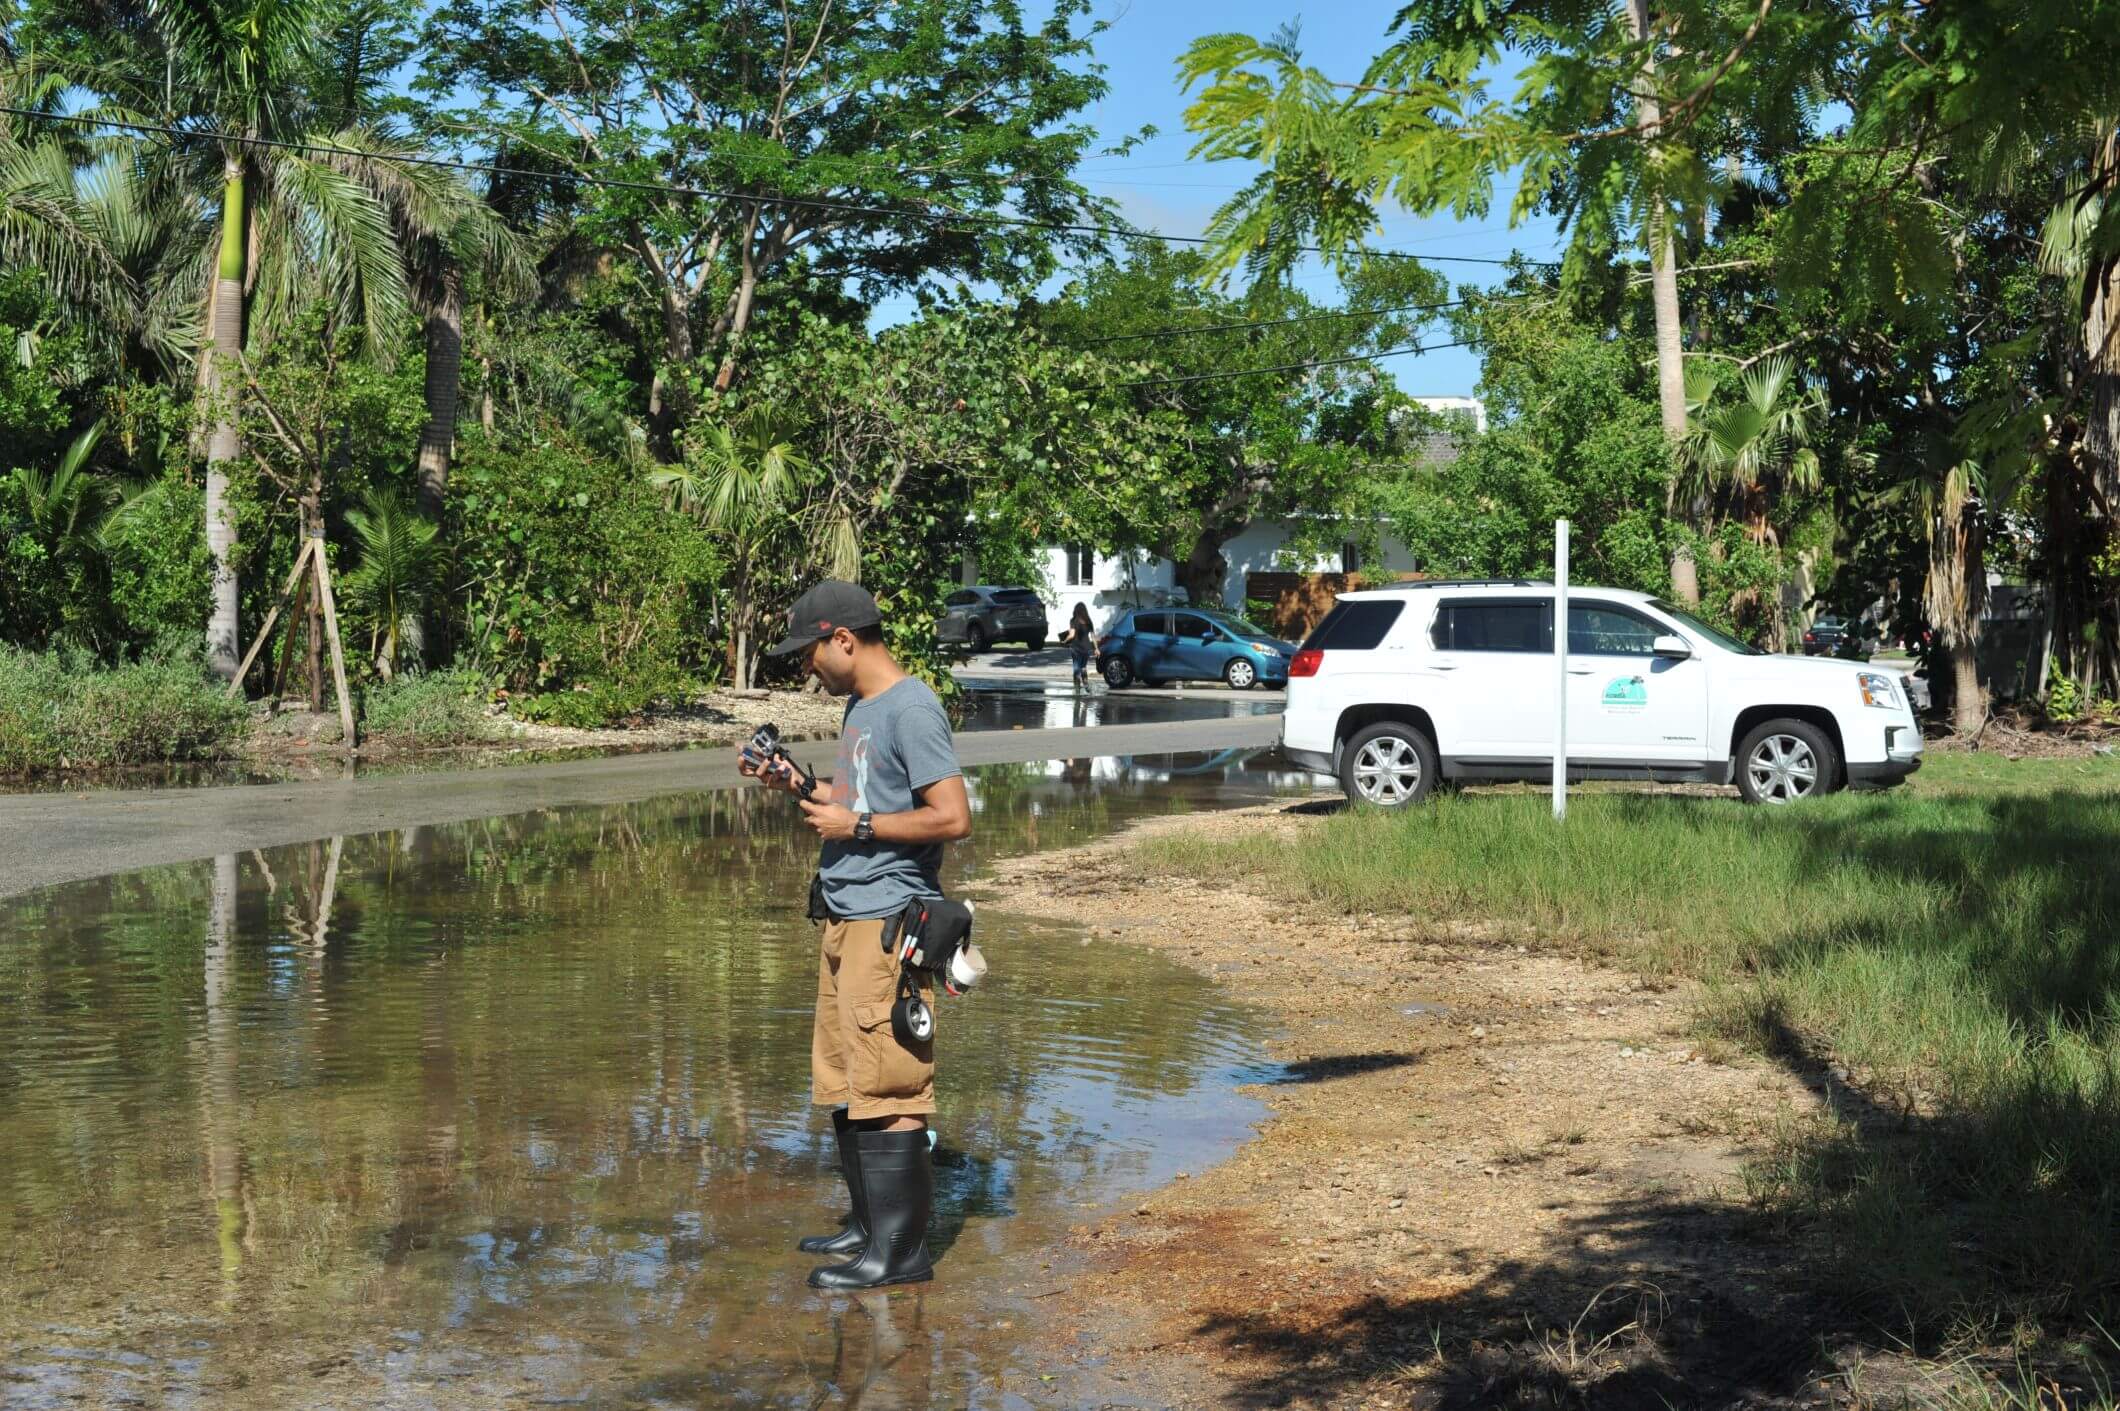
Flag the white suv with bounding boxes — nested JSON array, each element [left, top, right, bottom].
[[1280, 581, 1923, 807]]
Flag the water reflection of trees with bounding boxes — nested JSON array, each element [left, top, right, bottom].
[[0, 778, 1262, 1394]]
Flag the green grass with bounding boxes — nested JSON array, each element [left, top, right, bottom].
[[1145, 753, 2120, 1340], [358, 667, 496, 745], [0, 643, 249, 773]]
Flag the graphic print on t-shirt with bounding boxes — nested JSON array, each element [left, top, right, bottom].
[[834, 727, 873, 812]]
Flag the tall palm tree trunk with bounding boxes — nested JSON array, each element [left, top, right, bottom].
[[204, 157, 247, 681], [2072, 127, 2120, 697], [1625, 0, 1700, 606], [415, 268, 462, 516]]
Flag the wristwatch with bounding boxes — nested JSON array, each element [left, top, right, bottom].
[[854, 812, 875, 843]]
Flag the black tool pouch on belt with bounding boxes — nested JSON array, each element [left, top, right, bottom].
[[880, 897, 974, 974], [806, 873, 828, 923]]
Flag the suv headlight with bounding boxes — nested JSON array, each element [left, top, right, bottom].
[[1250, 642, 1282, 657], [1857, 672, 1899, 709]]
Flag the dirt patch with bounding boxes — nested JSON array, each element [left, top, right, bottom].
[[974, 805, 1881, 1410], [1927, 710, 2120, 760]]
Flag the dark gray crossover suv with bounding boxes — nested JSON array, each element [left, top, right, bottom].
[[938, 586, 1048, 652]]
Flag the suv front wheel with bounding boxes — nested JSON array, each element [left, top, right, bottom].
[[1341, 722, 1438, 809], [1735, 718, 1841, 805]]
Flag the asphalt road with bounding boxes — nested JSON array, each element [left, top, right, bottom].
[[0, 715, 1284, 900]]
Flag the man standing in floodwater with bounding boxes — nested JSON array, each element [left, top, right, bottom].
[[739, 580, 971, 1290]]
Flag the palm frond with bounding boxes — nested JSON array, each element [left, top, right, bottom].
[[255, 139, 410, 358], [0, 138, 138, 319]]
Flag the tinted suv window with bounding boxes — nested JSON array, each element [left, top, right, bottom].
[[1302, 600, 1404, 651], [1129, 612, 1169, 636], [1433, 600, 1550, 652], [991, 588, 1042, 605], [1171, 613, 1213, 637], [1568, 603, 1660, 655], [945, 590, 978, 607]]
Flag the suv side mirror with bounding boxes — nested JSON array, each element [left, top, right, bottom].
[[1200, 626, 1220, 641], [1652, 634, 1692, 659]]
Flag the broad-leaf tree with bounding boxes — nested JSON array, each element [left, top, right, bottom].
[[417, 0, 1122, 449], [1176, 2, 1839, 603], [1031, 242, 1448, 606]]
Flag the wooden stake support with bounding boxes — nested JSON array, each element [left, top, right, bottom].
[[226, 537, 314, 699], [311, 533, 358, 748], [225, 532, 358, 749]]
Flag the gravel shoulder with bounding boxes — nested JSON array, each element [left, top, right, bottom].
[[972, 804, 1870, 1410]]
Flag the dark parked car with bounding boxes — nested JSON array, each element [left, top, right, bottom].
[[1097, 608, 1297, 690], [1801, 616, 1876, 657], [939, 586, 1048, 652]]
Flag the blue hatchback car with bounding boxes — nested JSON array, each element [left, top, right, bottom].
[[1096, 608, 1297, 690]]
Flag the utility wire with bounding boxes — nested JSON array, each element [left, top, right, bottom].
[[1125, 339, 1472, 387], [1074, 295, 1493, 347], [0, 104, 1539, 268]]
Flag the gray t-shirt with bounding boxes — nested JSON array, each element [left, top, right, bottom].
[[817, 677, 962, 920]]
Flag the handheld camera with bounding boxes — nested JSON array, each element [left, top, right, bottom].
[[741, 723, 818, 801]]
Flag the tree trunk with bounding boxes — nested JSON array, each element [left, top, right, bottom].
[[1624, 0, 1699, 606], [713, 264, 760, 394], [1175, 527, 1236, 610], [204, 159, 247, 681], [1949, 643, 1984, 736], [415, 269, 462, 517], [2073, 127, 2120, 698], [648, 285, 694, 456], [1926, 465, 1988, 736]]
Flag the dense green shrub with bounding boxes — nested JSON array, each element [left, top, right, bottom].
[[359, 668, 495, 744], [0, 643, 248, 773], [509, 680, 670, 728], [102, 478, 212, 649], [449, 433, 722, 707]]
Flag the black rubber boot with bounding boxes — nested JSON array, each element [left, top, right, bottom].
[[799, 1108, 867, 1256], [806, 1129, 935, 1291]]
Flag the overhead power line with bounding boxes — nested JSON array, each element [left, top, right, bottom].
[[0, 104, 1539, 268], [1125, 339, 1473, 387], [1074, 295, 1496, 347]]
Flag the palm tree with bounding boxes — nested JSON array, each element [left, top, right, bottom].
[[342, 486, 441, 680], [0, 70, 138, 328], [652, 408, 813, 690], [1918, 460, 1991, 738], [3, 424, 113, 644], [132, 0, 508, 680], [1681, 356, 1826, 551]]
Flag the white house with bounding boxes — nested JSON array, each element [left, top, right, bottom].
[[987, 397, 1481, 629]]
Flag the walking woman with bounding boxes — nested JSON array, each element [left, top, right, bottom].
[[1058, 604, 1097, 690]]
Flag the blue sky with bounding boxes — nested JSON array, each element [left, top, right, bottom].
[[878, 2, 1569, 397]]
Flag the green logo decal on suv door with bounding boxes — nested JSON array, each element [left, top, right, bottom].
[[1601, 676, 1648, 711]]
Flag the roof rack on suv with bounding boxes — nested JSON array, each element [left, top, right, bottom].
[[1364, 578, 1552, 591]]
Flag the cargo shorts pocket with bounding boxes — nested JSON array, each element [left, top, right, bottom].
[[850, 1000, 933, 1103]]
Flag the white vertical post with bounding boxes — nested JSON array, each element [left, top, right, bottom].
[[1553, 519, 1570, 821]]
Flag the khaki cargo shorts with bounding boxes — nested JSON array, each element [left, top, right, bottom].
[[812, 917, 936, 1121]]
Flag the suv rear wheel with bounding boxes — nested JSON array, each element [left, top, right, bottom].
[[1102, 655, 1134, 688], [1736, 718, 1840, 805], [1341, 722, 1438, 809]]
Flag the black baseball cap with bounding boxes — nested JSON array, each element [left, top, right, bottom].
[[765, 580, 883, 656]]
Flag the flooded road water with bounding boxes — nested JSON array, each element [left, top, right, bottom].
[[0, 755, 1310, 1409]]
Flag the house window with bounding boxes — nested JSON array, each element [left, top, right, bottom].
[[1340, 541, 1361, 574], [1064, 544, 1095, 587]]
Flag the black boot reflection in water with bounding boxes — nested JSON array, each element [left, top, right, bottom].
[[827, 1289, 934, 1411]]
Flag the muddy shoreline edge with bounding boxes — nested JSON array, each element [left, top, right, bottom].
[[969, 801, 1882, 1411]]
